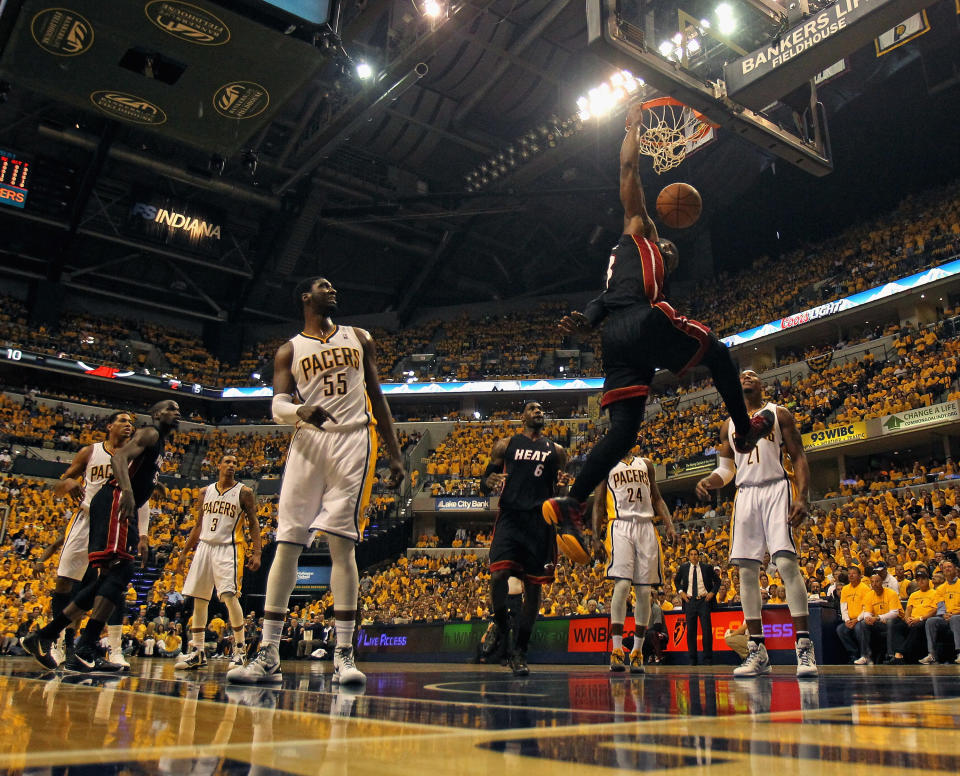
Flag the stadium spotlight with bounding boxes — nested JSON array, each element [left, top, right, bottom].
[[355, 60, 373, 80], [422, 0, 443, 18], [716, 3, 736, 35], [576, 70, 642, 121]]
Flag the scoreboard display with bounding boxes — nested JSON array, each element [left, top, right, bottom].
[[0, 149, 29, 209]]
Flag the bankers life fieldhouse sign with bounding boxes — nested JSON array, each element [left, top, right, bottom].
[[724, 0, 934, 109]]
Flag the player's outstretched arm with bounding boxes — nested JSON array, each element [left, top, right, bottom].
[[645, 457, 677, 544], [357, 328, 404, 489], [111, 427, 159, 518], [778, 407, 810, 526], [175, 505, 203, 576], [621, 103, 658, 241], [591, 480, 608, 559], [53, 444, 93, 502], [479, 438, 508, 496], [240, 486, 262, 571], [695, 437, 735, 501]]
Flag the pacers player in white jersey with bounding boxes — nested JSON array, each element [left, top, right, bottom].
[[175, 453, 261, 670], [696, 370, 817, 678], [593, 452, 676, 673], [28, 411, 149, 669], [229, 277, 404, 686]]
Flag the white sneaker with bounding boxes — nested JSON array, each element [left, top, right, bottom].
[[310, 647, 328, 660], [49, 640, 66, 668], [230, 646, 246, 668], [226, 644, 282, 684], [332, 646, 366, 685], [919, 654, 937, 665], [954, 653, 960, 665], [733, 641, 770, 677], [108, 648, 131, 671], [796, 637, 818, 677], [853, 655, 873, 666]]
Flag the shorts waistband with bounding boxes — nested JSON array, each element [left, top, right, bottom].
[[736, 477, 788, 489]]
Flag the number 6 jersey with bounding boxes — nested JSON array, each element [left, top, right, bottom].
[[289, 327, 372, 432]]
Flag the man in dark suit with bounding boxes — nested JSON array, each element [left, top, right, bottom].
[[674, 548, 720, 665]]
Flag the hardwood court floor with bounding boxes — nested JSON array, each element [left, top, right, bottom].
[[2, 659, 960, 775]]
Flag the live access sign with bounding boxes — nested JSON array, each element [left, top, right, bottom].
[[881, 401, 960, 435]]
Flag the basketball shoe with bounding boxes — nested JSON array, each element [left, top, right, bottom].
[[542, 497, 590, 564], [628, 650, 645, 674], [108, 646, 131, 672], [508, 649, 529, 677], [795, 637, 818, 678], [609, 647, 627, 672], [230, 645, 246, 668], [733, 410, 776, 454], [62, 644, 124, 674], [332, 646, 366, 685], [21, 633, 59, 670], [175, 649, 208, 671], [227, 643, 282, 684], [733, 640, 771, 677]]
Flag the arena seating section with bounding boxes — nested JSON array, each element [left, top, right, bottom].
[[1, 178, 960, 658]]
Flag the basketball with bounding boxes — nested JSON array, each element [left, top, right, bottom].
[[656, 182, 702, 229]]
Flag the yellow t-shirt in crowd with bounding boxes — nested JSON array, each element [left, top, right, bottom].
[[840, 581, 870, 619], [862, 587, 902, 618], [906, 587, 939, 619], [936, 578, 960, 615]]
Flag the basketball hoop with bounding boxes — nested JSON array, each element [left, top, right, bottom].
[[637, 97, 719, 174]]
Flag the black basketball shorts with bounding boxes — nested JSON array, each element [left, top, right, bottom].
[[489, 509, 557, 585], [88, 485, 139, 567]]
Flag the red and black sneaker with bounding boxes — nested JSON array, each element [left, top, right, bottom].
[[733, 409, 775, 454], [542, 497, 590, 565]]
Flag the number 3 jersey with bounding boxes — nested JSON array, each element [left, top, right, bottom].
[[499, 433, 559, 512], [200, 482, 244, 545], [289, 326, 372, 432], [605, 456, 655, 522]]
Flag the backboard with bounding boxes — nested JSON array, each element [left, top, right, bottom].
[[587, 0, 942, 176]]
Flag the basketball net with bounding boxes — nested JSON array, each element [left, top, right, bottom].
[[638, 97, 717, 174]]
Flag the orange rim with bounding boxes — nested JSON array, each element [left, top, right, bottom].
[[640, 96, 720, 129]]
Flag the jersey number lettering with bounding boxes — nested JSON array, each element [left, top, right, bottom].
[[322, 374, 348, 397], [625, 486, 644, 504], [533, 463, 544, 477], [747, 446, 759, 465], [210, 517, 219, 532]]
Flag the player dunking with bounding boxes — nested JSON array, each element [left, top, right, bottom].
[[175, 454, 261, 670], [29, 411, 149, 668], [593, 452, 676, 673], [481, 401, 567, 676], [228, 277, 403, 686], [695, 370, 817, 678], [543, 103, 773, 553], [25, 400, 179, 672]]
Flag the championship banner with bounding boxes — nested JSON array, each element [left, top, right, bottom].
[[666, 455, 716, 479], [876, 11, 931, 55], [881, 400, 960, 434], [434, 496, 491, 512], [802, 421, 867, 450], [806, 351, 834, 372]]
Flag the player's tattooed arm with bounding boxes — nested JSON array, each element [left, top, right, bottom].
[[480, 438, 509, 495], [53, 443, 93, 503], [357, 327, 404, 488], [645, 457, 677, 545], [778, 407, 810, 527], [621, 103, 658, 241], [240, 486, 262, 571]]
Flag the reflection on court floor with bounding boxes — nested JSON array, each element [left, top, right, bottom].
[[2, 660, 960, 775]]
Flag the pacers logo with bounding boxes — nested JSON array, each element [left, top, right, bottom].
[[145, 1, 230, 45], [90, 91, 167, 125], [31, 8, 94, 56], [213, 81, 269, 120]]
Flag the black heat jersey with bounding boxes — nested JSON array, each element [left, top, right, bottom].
[[116, 426, 166, 508], [88, 426, 166, 566], [499, 433, 560, 512], [583, 234, 666, 325]]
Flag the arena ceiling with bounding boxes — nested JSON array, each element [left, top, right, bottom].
[[0, 0, 957, 324]]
